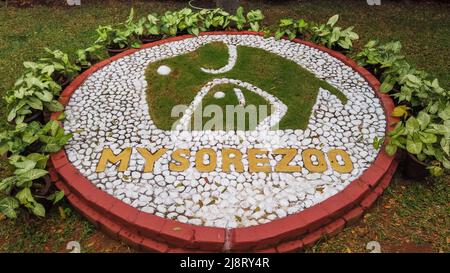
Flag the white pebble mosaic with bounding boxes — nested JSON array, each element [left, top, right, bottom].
[[63, 34, 386, 228]]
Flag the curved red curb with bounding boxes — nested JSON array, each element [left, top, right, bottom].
[[50, 31, 399, 252]]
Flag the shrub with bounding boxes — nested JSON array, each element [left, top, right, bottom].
[[357, 40, 449, 175], [309, 14, 359, 50]]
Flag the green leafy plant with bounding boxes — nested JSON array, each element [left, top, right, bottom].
[[246, 9, 264, 32], [354, 40, 405, 78], [357, 40, 449, 176], [201, 8, 231, 30], [140, 13, 161, 37], [122, 7, 143, 48], [386, 110, 450, 175], [95, 10, 141, 50], [75, 44, 103, 68], [39, 48, 81, 82], [5, 70, 63, 124], [0, 120, 71, 157], [229, 6, 247, 30], [160, 10, 183, 36], [0, 121, 42, 156], [38, 120, 73, 153], [96, 25, 133, 49], [275, 18, 308, 40], [0, 153, 64, 218], [356, 41, 447, 110], [177, 8, 203, 36], [310, 14, 359, 50]]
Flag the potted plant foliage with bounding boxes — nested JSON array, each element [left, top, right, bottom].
[[138, 13, 162, 43], [95, 9, 141, 56], [309, 15, 359, 52], [5, 67, 63, 124], [75, 44, 103, 71], [39, 48, 81, 87], [95, 25, 134, 56], [275, 18, 308, 40], [0, 153, 64, 217], [0, 122, 42, 157], [357, 40, 449, 179]]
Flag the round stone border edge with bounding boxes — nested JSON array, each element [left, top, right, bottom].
[[48, 31, 400, 253]]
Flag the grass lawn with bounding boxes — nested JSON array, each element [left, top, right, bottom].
[[0, 0, 449, 252], [146, 41, 343, 130]]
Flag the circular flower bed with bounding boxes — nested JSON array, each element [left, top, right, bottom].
[[50, 32, 398, 252]]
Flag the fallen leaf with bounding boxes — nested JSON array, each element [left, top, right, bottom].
[[59, 206, 66, 220]]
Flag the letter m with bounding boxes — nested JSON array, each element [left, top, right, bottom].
[[96, 147, 132, 172]]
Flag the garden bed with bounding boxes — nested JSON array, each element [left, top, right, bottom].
[[51, 32, 398, 252]]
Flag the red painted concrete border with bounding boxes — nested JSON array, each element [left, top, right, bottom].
[[50, 31, 399, 252]]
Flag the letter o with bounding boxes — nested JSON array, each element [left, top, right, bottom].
[[327, 149, 353, 173], [302, 149, 328, 173]]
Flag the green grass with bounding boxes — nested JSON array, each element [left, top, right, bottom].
[[0, 0, 449, 253], [307, 174, 450, 253], [146, 42, 344, 130], [199, 83, 273, 131]]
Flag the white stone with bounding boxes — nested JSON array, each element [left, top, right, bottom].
[[213, 91, 225, 99], [157, 65, 171, 75]]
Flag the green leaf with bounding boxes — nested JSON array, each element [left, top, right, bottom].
[[438, 105, 450, 120], [47, 190, 65, 204], [403, 74, 421, 87], [32, 202, 46, 217], [406, 136, 423, 154], [428, 166, 444, 177], [45, 100, 64, 112], [7, 106, 18, 122], [442, 157, 450, 169], [0, 177, 16, 195], [385, 143, 397, 156], [416, 111, 431, 130], [57, 112, 66, 121], [327, 15, 339, 27], [26, 153, 49, 169], [427, 124, 450, 136], [418, 132, 437, 144], [17, 169, 48, 185], [380, 80, 394, 93], [441, 138, 450, 156], [405, 117, 420, 133], [131, 41, 141, 49], [372, 136, 384, 150], [27, 97, 43, 110], [15, 187, 34, 205], [34, 90, 53, 102], [11, 159, 36, 172], [0, 197, 20, 219]]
